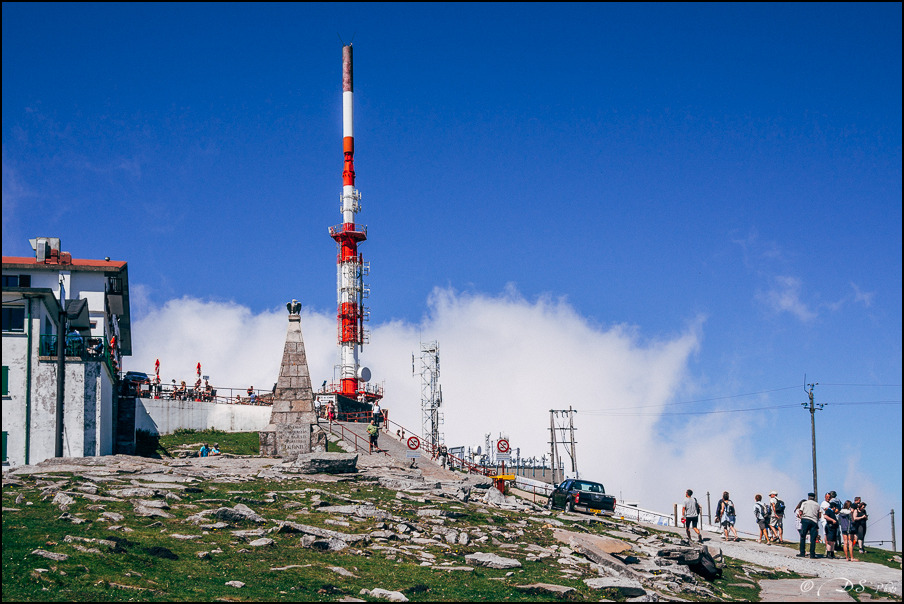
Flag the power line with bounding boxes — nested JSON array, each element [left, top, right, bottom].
[[604, 385, 801, 411], [579, 400, 900, 417], [819, 383, 902, 388], [581, 403, 801, 417]]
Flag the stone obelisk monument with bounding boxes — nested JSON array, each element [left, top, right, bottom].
[[259, 300, 325, 458]]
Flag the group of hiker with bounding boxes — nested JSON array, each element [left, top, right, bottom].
[[797, 491, 869, 560], [681, 488, 870, 561]]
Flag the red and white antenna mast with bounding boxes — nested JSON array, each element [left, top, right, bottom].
[[328, 45, 378, 402]]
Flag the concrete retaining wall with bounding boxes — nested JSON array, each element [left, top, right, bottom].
[[135, 398, 271, 435]]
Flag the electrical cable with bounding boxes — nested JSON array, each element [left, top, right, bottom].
[[604, 385, 801, 411]]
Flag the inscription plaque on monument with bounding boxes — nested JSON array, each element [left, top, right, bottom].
[[276, 424, 311, 461]]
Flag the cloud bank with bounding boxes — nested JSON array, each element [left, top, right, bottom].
[[128, 287, 816, 533]]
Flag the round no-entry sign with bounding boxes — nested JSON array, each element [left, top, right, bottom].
[[407, 436, 421, 450], [497, 439, 510, 454]]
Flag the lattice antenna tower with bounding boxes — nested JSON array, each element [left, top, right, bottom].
[[412, 341, 443, 448]]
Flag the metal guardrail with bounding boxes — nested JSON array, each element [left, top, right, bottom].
[[39, 334, 118, 381], [321, 417, 390, 457], [378, 414, 494, 477], [121, 382, 274, 405]]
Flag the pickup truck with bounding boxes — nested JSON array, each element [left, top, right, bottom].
[[546, 479, 617, 514]]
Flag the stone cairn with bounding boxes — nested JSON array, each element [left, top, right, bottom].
[[259, 300, 326, 458]]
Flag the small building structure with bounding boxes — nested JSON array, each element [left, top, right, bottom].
[[2, 237, 131, 468]]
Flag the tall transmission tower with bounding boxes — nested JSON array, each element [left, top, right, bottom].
[[413, 341, 443, 448]]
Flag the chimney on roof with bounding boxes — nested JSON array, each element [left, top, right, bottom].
[[29, 237, 61, 263]]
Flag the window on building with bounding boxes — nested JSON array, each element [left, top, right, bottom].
[[1, 275, 31, 288], [1, 365, 8, 396], [2, 307, 25, 332]]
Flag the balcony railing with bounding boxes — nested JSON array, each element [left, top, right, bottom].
[[38, 334, 118, 380]]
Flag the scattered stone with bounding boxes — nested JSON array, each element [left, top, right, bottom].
[[416, 508, 464, 519], [327, 566, 359, 578], [213, 504, 266, 524], [101, 511, 124, 522], [63, 535, 118, 549], [249, 538, 275, 547], [57, 513, 87, 524], [515, 583, 576, 597], [52, 492, 76, 511], [31, 549, 69, 561], [225, 580, 245, 588], [108, 487, 160, 499], [584, 577, 646, 598], [319, 504, 393, 520], [360, 588, 409, 602], [170, 534, 203, 540], [132, 500, 173, 519], [197, 551, 212, 560], [271, 564, 312, 571], [464, 552, 522, 569], [288, 452, 359, 474], [232, 528, 267, 540], [275, 521, 366, 543]]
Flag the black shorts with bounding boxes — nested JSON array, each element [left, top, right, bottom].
[[825, 526, 838, 541], [685, 516, 699, 529]]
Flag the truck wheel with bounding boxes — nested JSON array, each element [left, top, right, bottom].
[[545, 498, 553, 510], [565, 499, 574, 513]]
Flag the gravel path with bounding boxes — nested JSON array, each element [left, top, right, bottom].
[[715, 538, 901, 597]]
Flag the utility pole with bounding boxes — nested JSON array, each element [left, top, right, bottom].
[[891, 509, 896, 553], [802, 382, 822, 497], [55, 276, 67, 458], [549, 411, 559, 485], [568, 405, 578, 479], [706, 491, 712, 525], [550, 408, 579, 484]]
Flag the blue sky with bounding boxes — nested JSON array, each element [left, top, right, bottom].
[[3, 3, 901, 543]]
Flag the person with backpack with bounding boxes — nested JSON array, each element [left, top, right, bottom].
[[839, 500, 858, 561], [715, 491, 740, 541], [754, 494, 773, 543], [682, 489, 704, 544], [769, 490, 786, 543]]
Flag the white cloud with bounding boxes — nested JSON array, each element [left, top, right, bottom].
[[758, 275, 817, 322], [125, 287, 867, 536], [850, 282, 875, 308]]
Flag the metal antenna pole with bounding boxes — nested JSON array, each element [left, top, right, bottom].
[[414, 341, 442, 449]]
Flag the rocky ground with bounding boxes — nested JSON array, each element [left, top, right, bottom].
[[2, 448, 901, 602]]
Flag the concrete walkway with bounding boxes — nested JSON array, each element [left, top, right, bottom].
[[323, 420, 461, 482]]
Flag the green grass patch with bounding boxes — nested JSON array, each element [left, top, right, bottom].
[[156, 429, 260, 457]]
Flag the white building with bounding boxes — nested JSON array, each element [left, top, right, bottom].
[[2, 237, 131, 468]]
